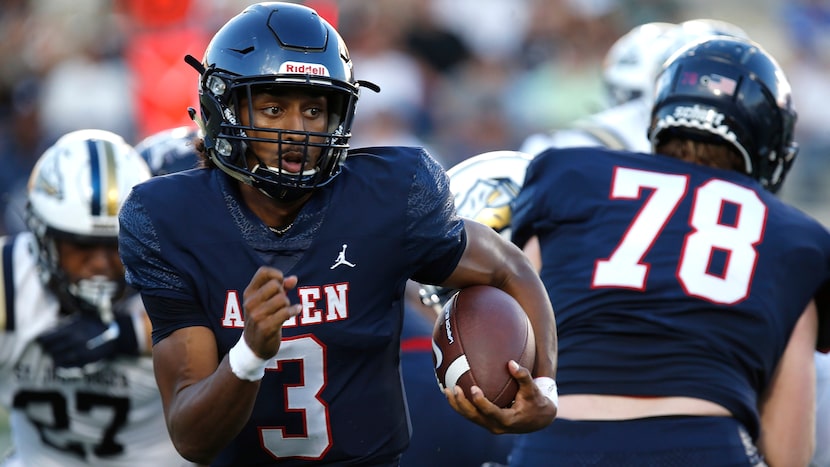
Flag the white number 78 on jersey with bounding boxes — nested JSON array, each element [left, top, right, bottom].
[[593, 167, 766, 305]]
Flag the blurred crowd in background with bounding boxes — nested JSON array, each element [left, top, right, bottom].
[[1, 0, 830, 235]]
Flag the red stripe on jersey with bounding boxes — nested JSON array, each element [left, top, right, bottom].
[[401, 336, 433, 353]]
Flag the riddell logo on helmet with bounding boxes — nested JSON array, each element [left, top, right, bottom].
[[279, 61, 331, 76]]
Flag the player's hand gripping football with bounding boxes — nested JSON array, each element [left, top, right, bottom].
[[443, 360, 557, 434], [242, 266, 302, 360]]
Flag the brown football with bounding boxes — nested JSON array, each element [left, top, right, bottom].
[[431, 285, 536, 408]]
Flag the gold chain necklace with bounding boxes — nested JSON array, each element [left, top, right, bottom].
[[268, 223, 294, 236]]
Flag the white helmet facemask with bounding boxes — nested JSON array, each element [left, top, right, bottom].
[[67, 276, 119, 323]]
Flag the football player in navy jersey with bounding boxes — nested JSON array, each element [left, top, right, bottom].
[[117, 3, 558, 466], [510, 36, 830, 466]]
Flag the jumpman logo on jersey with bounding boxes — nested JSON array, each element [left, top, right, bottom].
[[330, 244, 356, 269]]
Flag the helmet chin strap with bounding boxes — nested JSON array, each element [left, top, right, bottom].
[[250, 162, 318, 202], [251, 163, 319, 178], [248, 149, 321, 201]]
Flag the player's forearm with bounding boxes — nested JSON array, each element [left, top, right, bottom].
[[759, 411, 814, 467], [758, 301, 817, 466], [166, 358, 260, 463], [504, 262, 557, 379], [757, 373, 815, 467], [450, 221, 558, 378]]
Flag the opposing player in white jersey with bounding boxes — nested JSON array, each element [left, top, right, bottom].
[[519, 19, 748, 155], [0, 130, 192, 466]]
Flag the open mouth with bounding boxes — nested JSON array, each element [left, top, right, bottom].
[[274, 150, 306, 174], [255, 152, 318, 177], [278, 158, 304, 174]]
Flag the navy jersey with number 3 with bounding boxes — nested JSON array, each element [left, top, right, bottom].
[[512, 147, 830, 439], [119, 147, 466, 466]]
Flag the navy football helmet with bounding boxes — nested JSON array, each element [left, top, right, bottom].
[[135, 126, 200, 176], [186, 2, 379, 201], [649, 36, 798, 192]]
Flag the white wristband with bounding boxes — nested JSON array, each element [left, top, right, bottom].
[[228, 335, 269, 381], [533, 376, 559, 409]]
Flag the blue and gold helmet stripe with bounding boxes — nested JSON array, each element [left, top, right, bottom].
[[103, 139, 119, 216], [87, 138, 120, 217], [88, 139, 102, 216]]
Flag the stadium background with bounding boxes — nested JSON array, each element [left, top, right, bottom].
[[1, 0, 828, 458]]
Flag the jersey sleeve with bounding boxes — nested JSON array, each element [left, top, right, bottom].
[[511, 150, 554, 249], [119, 189, 211, 341], [0, 234, 60, 372], [119, 188, 191, 300], [405, 148, 466, 285], [511, 147, 600, 249]]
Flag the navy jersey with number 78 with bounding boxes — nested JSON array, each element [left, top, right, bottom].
[[512, 146, 830, 440]]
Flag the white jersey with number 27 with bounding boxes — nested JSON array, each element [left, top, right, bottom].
[[0, 232, 189, 467]]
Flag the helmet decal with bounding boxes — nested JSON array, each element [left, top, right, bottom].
[[699, 73, 737, 96], [135, 126, 201, 176], [279, 62, 331, 76], [455, 177, 521, 234], [30, 149, 63, 199]]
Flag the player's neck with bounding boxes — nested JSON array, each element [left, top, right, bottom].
[[239, 182, 309, 231]]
